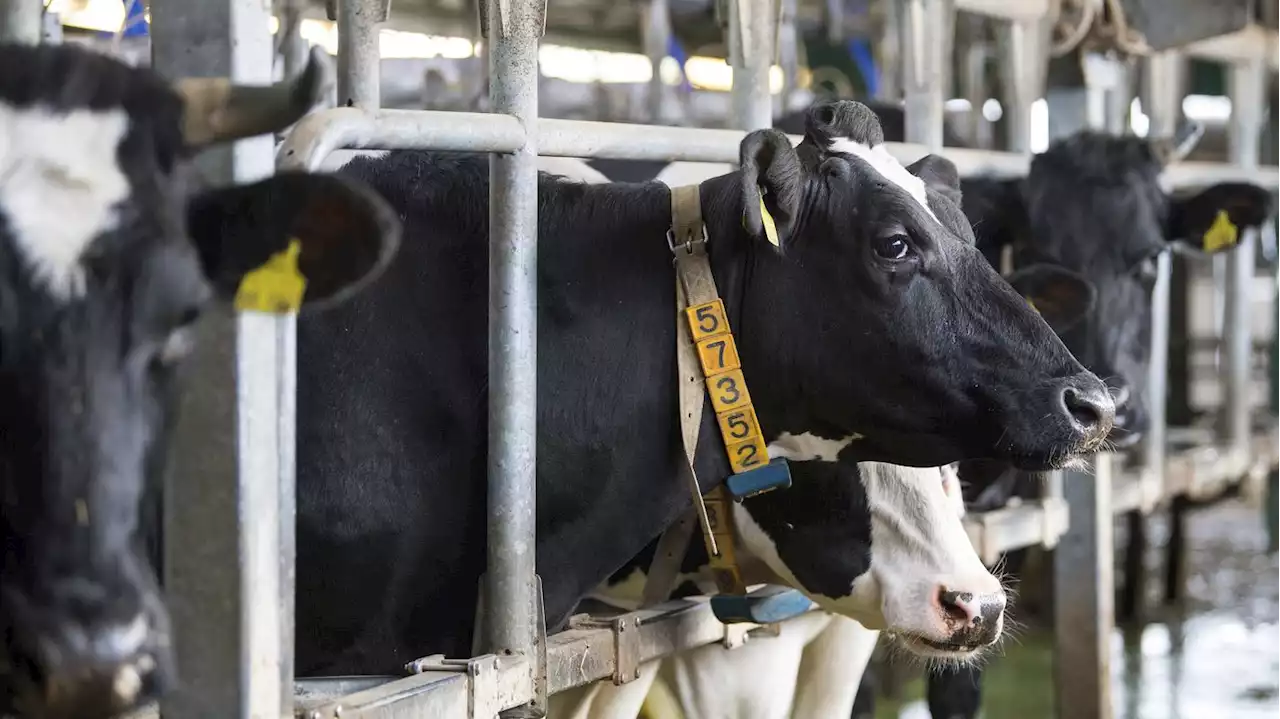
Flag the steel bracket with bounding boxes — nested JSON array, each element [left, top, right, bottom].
[[406, 654, 505, 718]]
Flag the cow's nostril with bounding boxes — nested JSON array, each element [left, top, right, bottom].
[[1060, 383, 1115, 437], [938, 589, 975, 625]]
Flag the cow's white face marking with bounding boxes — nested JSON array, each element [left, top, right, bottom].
[[0, 104, 131, 299], [735, 461, 1000, 651], [827, 138, 939, 224]]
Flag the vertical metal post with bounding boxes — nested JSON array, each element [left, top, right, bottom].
[[642, 0, 671, 124], [1054, 454, 1116, 719], [1142, 50, 1181, 489], [777, 0, 800, 114], [959, 33, 991, 149], [1001, 17, 1047, 153], [728, 0, 774, 130], [337, 0, 383, 109], [0, 0, 41, 44], [877, 0, 902, 102], [484, 0, 544, 702], [1222, 55, 1264, 462], [280, 0, 309, 80], [151, 0, 292, 716], [900, 0, 953, 149]]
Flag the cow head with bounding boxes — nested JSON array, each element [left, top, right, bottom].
[[734, 458, 1006, 661], [705, 100, 1114, 470], [0, 43, 398, 716], [961, 128, 1274, 448]]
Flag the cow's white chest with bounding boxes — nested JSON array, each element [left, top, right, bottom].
[[0, 104, 131, 299]]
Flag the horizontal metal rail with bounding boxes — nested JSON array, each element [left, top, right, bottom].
[[280, 107, 1280, 191]]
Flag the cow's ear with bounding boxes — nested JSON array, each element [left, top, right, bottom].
[[1167, 182, 1273, 254], [186, 172, 400, 312], [907, 154, 962, 205], [740, 129, 802, 248], [1004, 263, 1096, 334]]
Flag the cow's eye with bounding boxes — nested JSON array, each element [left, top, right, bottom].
[[872, 234, 912, 261]]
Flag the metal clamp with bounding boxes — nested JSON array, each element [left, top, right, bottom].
[[568, 613, 645, 685], [405, 654, 504, 718], [666, 226, 709, 256]]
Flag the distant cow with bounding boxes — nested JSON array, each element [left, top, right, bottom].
[[294, 100, 1114, 676], [962, 131, 1273, 447], [0, 43, 400, 717]]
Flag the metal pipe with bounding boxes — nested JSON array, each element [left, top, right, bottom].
[[151, 0, 291, 715], [778, 0, 799, 113], [0, 0, 41, 45], [484, 0, 544, 687], [1141, 51, 1182, 495], [1223, 55, 1265, 461], [280, 0, 309, 81], [901, 0, 953, 149], [642, 0, 671, 124], [1053, 454, 1116, 719], [337, 0, 382, 109], [727, 0, 773, 131], [1001, 17, 1047, 154], [876, 0, 901, 102], [275, 107, 1280, 190]]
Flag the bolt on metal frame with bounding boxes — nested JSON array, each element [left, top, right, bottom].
[[127, 0, 1278, 716]]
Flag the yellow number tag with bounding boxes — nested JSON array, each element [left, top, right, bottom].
[[1202, 210, 1239, 253], [726, 434, 770, 474], [234, 239, 307, 314], [717, 406, 760, 443], [697, 334, 741, 376], [706, 369, 751, 413], [759, 188, 780, 247], [686, 300, 729, 341]]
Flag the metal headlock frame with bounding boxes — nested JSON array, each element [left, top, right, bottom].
[[59, 0, 1267, 714]]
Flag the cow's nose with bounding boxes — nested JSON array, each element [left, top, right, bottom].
[[937, 588, 1006, 645], [1058, 374, 1115, 444], [19, 615, 163, 716]]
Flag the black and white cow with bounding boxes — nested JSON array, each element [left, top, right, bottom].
[[0, 44, 400, 717], [961, 132, 1274, 447], [293, 99, 1115, 677]]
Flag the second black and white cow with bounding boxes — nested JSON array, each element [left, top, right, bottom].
[[293, 100, 1115, 675], [0, 44, 400, 717]]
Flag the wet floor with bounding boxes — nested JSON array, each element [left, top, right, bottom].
[[878, 496, 1279, 719]]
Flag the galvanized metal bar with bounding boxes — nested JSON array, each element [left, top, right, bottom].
[[1000, 16, 1048, 153], [642, 0, 671, 123], [337, 0, 383, 108], [1222, 55, 1265, 462], [901, 0, 953, 148], [1142, 51, 1181, 495], [0, 0, 41, 44], [728, 0, 774, 130], [483, 2, 544, 713], [275, 108, 1280, 189], [1054, 454, 1116, 719], [876, 0, 902, 102], [150, 0, 293, 715], [280, 0, 310, 81]]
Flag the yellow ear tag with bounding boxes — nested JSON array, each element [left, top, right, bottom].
[[1025, 297, 1040, 315], [758, 188, 780, 247], [1202, 210, 1239, 253], [234, 238, 308, 314]]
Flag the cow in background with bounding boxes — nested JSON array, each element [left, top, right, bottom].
[[0, 43, 400, 717]]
